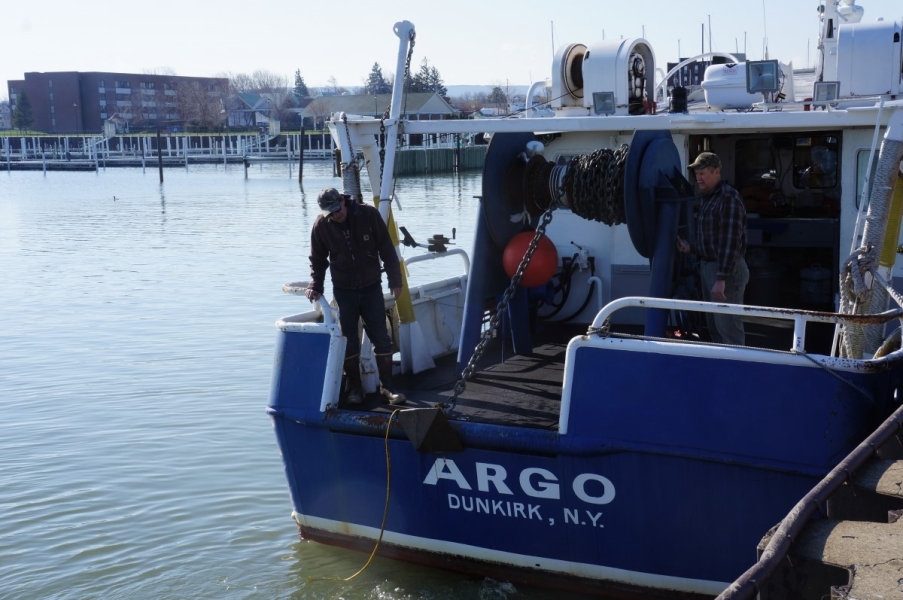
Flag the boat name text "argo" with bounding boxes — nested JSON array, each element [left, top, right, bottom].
[[422, 458, 616, 505]]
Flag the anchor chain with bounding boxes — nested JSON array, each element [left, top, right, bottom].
[[442, 201, 560, 414], [563, 144, 629, 225]]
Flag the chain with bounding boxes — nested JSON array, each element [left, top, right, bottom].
[[341, 113, 356, 171], [402, 29, 416, 117], [561, 145, 628, 225], [442, 202, 559, 414], [378, 114, 387, 195]]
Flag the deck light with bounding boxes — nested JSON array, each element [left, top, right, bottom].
[[746, 60, 780, 94], [813, 81, 840, 102], [592, 91, 615, 115]]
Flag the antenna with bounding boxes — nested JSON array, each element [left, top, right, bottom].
[[550, 21, 555, 58], [762, 0, 769, 58], [708, 15, 712, 53]]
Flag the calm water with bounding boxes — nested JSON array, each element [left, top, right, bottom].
[[0, 161, 584, 600]]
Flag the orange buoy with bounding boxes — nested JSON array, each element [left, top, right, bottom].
[[503, 232, 559, 287]]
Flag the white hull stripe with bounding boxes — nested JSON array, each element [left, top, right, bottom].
[[295, 513, 729, 595]]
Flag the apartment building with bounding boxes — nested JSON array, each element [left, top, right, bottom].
[[7, 71, 228, 133]]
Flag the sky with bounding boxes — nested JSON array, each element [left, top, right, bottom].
[[5, 0, 902, 97]]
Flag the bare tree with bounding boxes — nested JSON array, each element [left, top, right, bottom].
[[325, 76, 348, 96], [142, 66, 178, 76], [217, 71, 255, 95], [307, 98, 332, 130], [176, 81, 226, 131], [250, 69, 288, 92]]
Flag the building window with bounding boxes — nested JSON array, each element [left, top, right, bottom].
[[100, 112, 107, 119], [140, 82, 155, 89], [48, 80, 53, 88], [98, 79, 105, 87], [114, 80, 131, 88], [99, 100, 107, 107]]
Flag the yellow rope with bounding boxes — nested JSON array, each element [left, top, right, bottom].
[[307, 408, 403, 584]]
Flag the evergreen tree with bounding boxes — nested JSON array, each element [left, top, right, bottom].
[[488, 86, 507, 107], [293, 69, 309, 100], [405, 57, 446, 96], [12, 90, 34, 131], [427, 66, 447, 97], [363, 63, 391, 95]]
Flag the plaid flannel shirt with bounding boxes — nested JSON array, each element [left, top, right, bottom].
[[693, 181, 747, 279]]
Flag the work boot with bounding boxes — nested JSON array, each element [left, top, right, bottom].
[[343, 355, 363, 405], [376, 353, 406, 405]]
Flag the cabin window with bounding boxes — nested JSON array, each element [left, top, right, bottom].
[[793, 135, 838, 189]]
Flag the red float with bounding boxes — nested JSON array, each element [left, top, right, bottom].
[[503, 232, 559, 287]]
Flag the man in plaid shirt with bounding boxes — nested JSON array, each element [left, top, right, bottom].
[[676, 152, 749, 345]]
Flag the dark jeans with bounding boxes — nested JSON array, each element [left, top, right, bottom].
[[334, 282, 392, 358]]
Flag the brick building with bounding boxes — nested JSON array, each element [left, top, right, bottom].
[[7, 71, 228, 134]]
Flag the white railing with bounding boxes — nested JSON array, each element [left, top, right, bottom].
[[591, 296, 903, 354], [402, 248, 470, 275]]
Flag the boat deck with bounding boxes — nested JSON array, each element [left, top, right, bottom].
[[346, 317, 836, 426], [351, 324, 587, 428]]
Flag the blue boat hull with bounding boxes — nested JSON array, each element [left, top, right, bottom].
[[268, 325, 900, 596]]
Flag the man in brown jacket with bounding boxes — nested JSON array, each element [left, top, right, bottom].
[[305, 188, 406, 405]]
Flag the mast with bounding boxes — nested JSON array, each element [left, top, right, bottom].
[[378, 20, 415, 219]]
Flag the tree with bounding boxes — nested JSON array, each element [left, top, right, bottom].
[[217, 70, 297, 127], [307, 98, 332, 130], [176, 81, 226, 131], [405, 58, 447, 97], [363, 63, 391, 95], [12, 90, 34, 131], [142, 66, 178, 76], [293, 69, 309, 100], [488, 86, 507, 109], [324, 76, 348, 96]]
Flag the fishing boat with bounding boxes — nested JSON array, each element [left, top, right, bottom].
[[268, 2, 903, 597]]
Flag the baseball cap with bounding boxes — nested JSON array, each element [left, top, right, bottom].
[[317, 188, 346, 215], [688, 152, 721, 170]]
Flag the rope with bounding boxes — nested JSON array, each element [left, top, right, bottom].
[[306, 408, 404, 584], [838, 244, 878, 358]]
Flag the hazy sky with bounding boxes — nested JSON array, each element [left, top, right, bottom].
[[5, 0, 901, 95]]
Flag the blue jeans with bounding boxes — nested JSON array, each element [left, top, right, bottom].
[[333, 282, 392, 358], [700, 258, 749, 345]]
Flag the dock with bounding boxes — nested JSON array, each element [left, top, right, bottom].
[[0, 132, 486, 174], [720, 406, 903, 600]]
